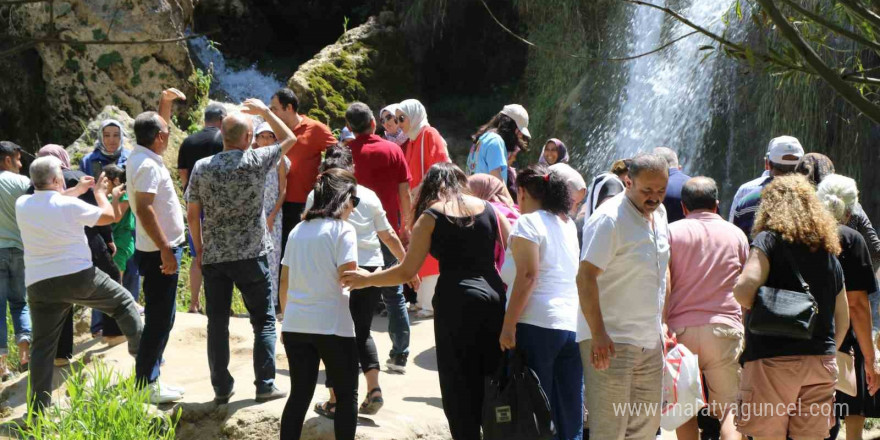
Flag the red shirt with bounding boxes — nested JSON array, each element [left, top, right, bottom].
[[349, 134, 411, 233], [285, 116, 337, 203]]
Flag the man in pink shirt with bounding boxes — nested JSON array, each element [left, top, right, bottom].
[[665, 177, 748, 440]]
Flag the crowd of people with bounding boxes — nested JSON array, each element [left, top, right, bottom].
[[0, 82, 879, 440]]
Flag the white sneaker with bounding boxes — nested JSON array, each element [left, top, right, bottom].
[[416, 309, 434, 318], [149, 382, 183, 404], [164, 383, 185, 395]]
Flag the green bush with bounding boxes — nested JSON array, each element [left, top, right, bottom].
[[10, 361, 180, 439]]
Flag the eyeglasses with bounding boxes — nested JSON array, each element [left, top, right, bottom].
[[351, 195, 360, 208], [397, 115, 406, 124]]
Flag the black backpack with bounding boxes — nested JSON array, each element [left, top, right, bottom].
[[482, 349, 555, 440]]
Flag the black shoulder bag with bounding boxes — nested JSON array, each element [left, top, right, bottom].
[[482, 349, 554, 440], [748, 239, 819, 340]]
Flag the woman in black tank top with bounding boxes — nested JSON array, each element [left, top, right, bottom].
[[343, 163, 511, 440]]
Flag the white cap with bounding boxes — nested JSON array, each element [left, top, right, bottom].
[[500, 104, 531, 139], [767, 136, 804, 165], [255, 122, 274, 135]]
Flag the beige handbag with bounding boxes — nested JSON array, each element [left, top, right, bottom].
[[836, 350, 857, 397]]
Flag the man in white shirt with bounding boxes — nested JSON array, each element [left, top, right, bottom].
[[577, 153, 671, 439], [127, 95, 187, 403], [18, 157, 143, 411]]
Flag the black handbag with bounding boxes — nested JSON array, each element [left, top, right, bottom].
[[748, 240, 819, 340], [482, 349, 555, 440]]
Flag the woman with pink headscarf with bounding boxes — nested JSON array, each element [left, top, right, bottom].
[[467, 174, 520, 225]]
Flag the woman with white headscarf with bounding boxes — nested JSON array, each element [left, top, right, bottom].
[[253, 122, 291, 313], [379, 104, 408, 148], [80, 119, 131, 178], [395, 99, 450, 319]]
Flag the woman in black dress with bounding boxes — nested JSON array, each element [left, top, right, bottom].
[[817, 174, 880, 440], [342, 162, 511, 440]]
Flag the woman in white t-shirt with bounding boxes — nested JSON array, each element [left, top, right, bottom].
[[499, 164, 584, 440], [304, 146, 413, 418], [279, 168, 360, 440]]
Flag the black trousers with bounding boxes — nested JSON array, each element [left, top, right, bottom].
[[433, 279, 505, 440], [327, 267, 382, 389], [281, 332, 359, 440]]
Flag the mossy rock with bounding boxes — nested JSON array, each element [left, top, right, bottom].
[[287, 12, 418, 128]]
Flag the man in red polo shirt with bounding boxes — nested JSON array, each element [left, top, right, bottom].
[[269, 88, 337, 255], [345, 102, 413, 373]]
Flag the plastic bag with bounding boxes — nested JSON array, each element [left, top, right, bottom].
[[482, 349, 555, 440], [660, 343, 706, 431]]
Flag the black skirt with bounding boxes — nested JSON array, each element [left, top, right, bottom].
[[836, 329, 880, 418]]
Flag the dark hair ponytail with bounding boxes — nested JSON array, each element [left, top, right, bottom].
[[471, 113, 527, 153], [516, 164, 571, 216], [303, 168, 357, 221]]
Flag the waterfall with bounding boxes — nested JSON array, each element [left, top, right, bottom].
[[188, 36, 284, 103], [585, 0, 734, 173]]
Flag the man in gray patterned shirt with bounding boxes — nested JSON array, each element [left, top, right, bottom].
[[185, 98, 296, 404]]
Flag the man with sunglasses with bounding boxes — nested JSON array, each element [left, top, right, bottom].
[[186, 98, 298, 405]]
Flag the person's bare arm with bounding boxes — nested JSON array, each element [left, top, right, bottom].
[[342, 214, 434, 289], [733, 248, 770, 309], [847, 289, 878, 394], [134, 192, 177, 274], [178, 169, 190, 190], [377, 229, 406, 262], [242, 99, 296, 155], [187, 201, 203, 269], [279, 265, 289, 315], [62, 176, 95, 198], [500, 237, 540, 350], [835, 288, 851, 349], [398, 182, 412, 241], [267, 161, 287, 233], [158, 88, 186, 125], [577, 260, 614, 369]]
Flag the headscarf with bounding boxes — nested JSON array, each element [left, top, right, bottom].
[[94, 119, 127, 160], [467, 174, 515, 209], [253, 121, 275, 145], [379, 104, 400, 121], [38, 144, 71, 170], [795, 152, 835, 186], [398, 99, 430, 141], [538, 138, 569, 165], [583, 172, 625, 218]]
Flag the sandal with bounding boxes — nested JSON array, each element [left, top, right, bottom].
[[314, 401, 336, 419], [359, 387, 384, 415]]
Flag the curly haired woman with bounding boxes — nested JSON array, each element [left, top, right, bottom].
[[733, 174, 850, 440]]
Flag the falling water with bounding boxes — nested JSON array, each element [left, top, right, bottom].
[[188, 36, 284, 103], [582, 0, 734, 173]]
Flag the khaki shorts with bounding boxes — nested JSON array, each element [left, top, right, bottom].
[[673, 324, 743, 421], [735, 355, 837, 439]]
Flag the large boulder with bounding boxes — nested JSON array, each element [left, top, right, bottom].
[[287, 12, 418, 127], [66, 106, 187, 179], [10, 0, 197, 145]]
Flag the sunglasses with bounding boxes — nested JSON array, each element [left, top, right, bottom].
[[397, 115, 406, 123], [383, 114, 395, 123], [351, 195, 360, 208]]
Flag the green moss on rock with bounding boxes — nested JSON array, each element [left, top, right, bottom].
[[96, 51, 123, 70]]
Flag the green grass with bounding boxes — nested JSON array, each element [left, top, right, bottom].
[[8, 361, 179, 439], [174, 251, 248, 315]]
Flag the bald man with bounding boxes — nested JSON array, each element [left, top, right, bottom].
[[185, 99, 296, 404]]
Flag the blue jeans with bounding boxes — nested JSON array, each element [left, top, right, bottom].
[[516, 323, 584, 440], [0, 248, 30, 354], [135, 246, 182, 385], [380, 244, 409, 358], [202, 255, 277, 395]]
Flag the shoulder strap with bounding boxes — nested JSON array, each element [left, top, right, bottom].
[[489, 201, 503, 251], [778, 237, 811, 293]]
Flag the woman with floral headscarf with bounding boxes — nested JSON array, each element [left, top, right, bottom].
[[80, 119, 131, 179]]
